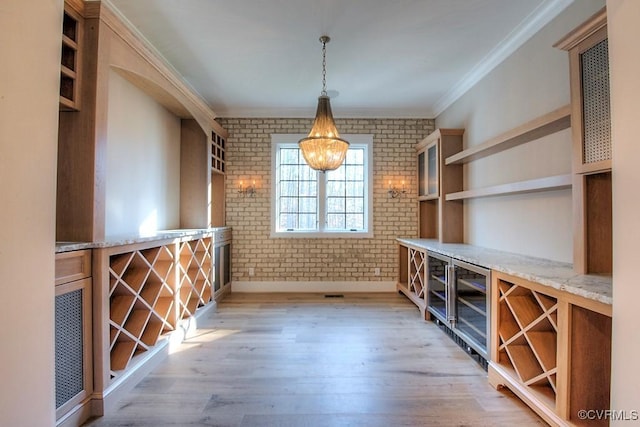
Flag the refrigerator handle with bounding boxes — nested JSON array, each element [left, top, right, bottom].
[[447, 265, 457, 324]]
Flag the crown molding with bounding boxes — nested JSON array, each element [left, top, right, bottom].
[[215, 106, 435, 119], [432, 0, 575, 117]]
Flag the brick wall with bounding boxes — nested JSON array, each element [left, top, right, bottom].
[[217, 117, 435, 285]]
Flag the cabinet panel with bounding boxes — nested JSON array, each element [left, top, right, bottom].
[[55, 273, 92, 423], [415, 129, 463, 242]]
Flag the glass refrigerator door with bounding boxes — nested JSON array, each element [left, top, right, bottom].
[[453, 261, 490, 356], [427, 254, 449, 322]]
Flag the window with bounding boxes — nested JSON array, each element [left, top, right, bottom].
[[271, 134, 373, 238]]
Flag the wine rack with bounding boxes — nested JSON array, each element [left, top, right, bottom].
[[60, 6, 82, 110], [496, 278, 558, 410], [108, 245, 176, 374], [211, 130, 226, 173], [177, 237, 213, 319], [408, 247, 426, 301]]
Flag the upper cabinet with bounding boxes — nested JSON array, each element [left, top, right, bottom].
[[555, 7, 612, 275], [416, 129, 464, 243], [417, 137, 439, 200]]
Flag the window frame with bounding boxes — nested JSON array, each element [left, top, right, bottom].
[[270, 133, 374, 238]]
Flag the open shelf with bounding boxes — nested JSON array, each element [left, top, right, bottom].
[[445, 105, 571, 165], [446, 174, 572, 201]]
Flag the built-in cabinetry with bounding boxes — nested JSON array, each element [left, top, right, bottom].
[[490, 271, 611, 427], [416, 129, 464, 242], [396, 238, 612, 426], [56, 0, 227, 242], [93, 229, 231, 393], [555, 8, 612, 275], [397, 241, 491, 363], [55, 250, 93, 426], [211, 129, 227, 227]]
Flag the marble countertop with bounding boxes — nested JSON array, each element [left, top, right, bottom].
[[397, 238, 612, 306], [55, 227, 231, 253]]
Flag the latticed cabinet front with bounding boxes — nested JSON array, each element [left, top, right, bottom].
[[407, 247, 427, 303]]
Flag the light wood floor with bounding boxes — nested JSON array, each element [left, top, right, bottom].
[[85, 292, 544, 426]]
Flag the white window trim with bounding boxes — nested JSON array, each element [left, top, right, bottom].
[[270, 133, 374, 238]]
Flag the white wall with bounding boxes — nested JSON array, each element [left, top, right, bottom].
[[436, 0, 604, 262], [105, 70, 181, 237], [607, 0, 640, 423], [0, 1, 61, 425]]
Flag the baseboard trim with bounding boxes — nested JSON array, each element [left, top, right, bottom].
[[231, 281, 396, 293]]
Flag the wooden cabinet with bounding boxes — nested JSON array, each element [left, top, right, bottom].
[[555, 8, 612, 275], [96, 234, 217, 381], [107, 243, 178, 374], [417, 138, 438, 199], [213, 228, 232, 299], [489, 271, 612, 426], [59, 3, 83, 110], [211, 129, 228, 227], [55, 250, 93, 426], [416, 129, 464, 242], [397, 244, 427, 318]]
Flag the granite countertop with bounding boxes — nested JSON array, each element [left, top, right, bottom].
[[55, 227, 231, 253], [397, 238, 612, 306]]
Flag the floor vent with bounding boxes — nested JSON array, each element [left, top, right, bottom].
[[324, 294, 344, 298]]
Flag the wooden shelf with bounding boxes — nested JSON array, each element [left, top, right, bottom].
[[446, 174, 572, 201], [445, 105, 571, 165]]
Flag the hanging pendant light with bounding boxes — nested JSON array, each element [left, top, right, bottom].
[[299, 36, 349, 172]]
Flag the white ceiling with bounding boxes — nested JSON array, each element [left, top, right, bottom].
[[108, 0, 572, 118]]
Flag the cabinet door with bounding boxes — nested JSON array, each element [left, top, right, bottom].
[[427, 141, 438, 196], [417, 151, 426, 197], [417, 139, 439, 199]]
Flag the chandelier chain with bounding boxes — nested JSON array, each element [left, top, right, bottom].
[[321, 38, 327, 96]]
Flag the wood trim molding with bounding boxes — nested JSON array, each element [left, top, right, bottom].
[[90, 0, 224, 135], [64, 0, 85, 16], [554, 7, 607, 51]]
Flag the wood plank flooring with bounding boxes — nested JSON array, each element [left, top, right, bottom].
[[85, 292, 544, 426]]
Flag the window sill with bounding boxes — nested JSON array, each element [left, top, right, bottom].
[[270, 231, 373, 239]]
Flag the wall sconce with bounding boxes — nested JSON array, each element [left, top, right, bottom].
[[388, 180, 406, 199], [238, 180, 256, 197]]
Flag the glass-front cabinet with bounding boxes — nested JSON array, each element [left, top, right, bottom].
[[417, 139, 438, 200]]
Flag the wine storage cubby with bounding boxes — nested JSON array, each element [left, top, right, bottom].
[[496, 278, 558, 410], [108, 245, 176, 374], [98, 231, 227, 380], [60, 5, 82, 110], [177, 237, 213, 319]]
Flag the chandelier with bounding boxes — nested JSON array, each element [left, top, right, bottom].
[[299, 36, 349, 172]]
